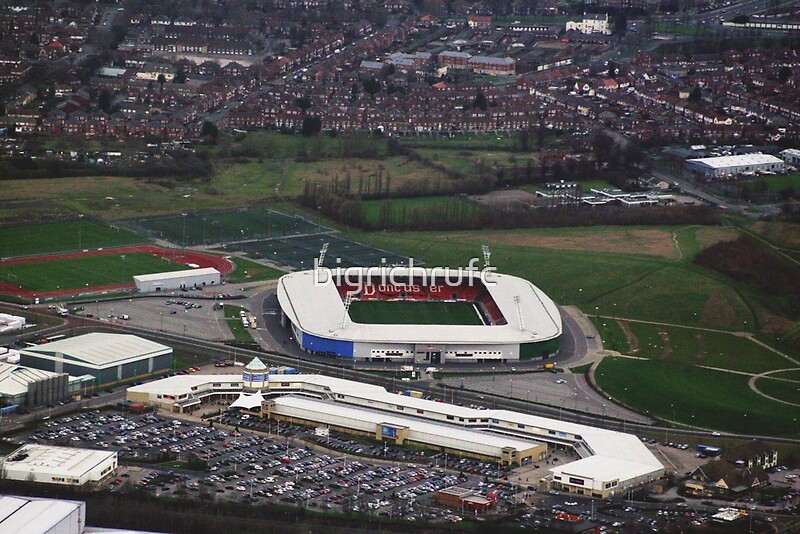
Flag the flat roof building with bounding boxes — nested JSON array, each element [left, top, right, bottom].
[[133, 267, 220, 293], [20, 333, 172, 386], [128, 369, 663, 495], [0, 495, 86, 534], [686, 153, 785, 177], [1, 444, 117, 486]]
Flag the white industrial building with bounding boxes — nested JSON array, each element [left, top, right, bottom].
[[686, 153, 786, 177], [0, 313, 25, 334], [0, 495, 86, 534], [133, 267, 220, 292], [128, 368, 664, 496], [779, 148, 800, 166], [1, 445, 117, 486], [20, 333, 173, 386]]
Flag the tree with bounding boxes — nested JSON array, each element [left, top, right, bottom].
[[157, 73, 166, 92], [473, 91, 488, 111], [201, 120, 219, 139], [174, 67, 187, 84], [778, 66, 792, 84], [607, 60, 618, 77], [613, 12, 627, 36], [301, 116, 322, 137], [363, 77, 381, 96], [98, 88, 112, 113], [688, 85, 702, 103], [295, 96, 312, 112]]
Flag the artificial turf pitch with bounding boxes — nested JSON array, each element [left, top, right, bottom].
[[347, 300, 484, 325]]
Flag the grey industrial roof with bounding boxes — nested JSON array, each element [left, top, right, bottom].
[[23, 333, 171, 367]]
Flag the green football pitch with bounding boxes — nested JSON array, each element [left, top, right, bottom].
[[347, 300, 484, 325], [2, 253, 189, 292], [0, 220, 144, 258]]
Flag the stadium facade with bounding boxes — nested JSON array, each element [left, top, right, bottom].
[[277, 267, 562, 364]]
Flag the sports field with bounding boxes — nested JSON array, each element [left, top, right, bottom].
[[348, 300, 484, 325], [1, 252, 189, 292], [0, 220, 144, 258], [123, 207, 327, 247]]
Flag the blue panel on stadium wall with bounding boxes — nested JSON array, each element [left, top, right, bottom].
[[301, 333, 354, 357]]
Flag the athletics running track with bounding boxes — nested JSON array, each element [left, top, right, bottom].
[[0, 245, 234, 298]]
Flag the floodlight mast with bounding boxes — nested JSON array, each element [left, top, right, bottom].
[[318, 242, 329, 268], [513, 295, 524, 331], [341, 292, 354, 329], [481, 245, 491, 268]]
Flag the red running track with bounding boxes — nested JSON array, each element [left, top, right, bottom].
[[0, 245, 234, 298]]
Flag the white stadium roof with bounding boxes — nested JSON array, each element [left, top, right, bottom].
[[23, 333, 171, 368], [687, 153, 784, 168], [277, 268, 562, 344]]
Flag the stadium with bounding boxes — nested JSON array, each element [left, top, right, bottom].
[[277, 266, 562, 364]]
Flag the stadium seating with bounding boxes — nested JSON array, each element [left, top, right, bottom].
[[334, 278, 508, 325]]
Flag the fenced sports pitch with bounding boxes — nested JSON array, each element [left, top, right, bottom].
[[223, 234, 415, 270], [120, 207, 329, 247]]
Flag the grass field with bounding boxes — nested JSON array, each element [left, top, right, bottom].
[[622, 322, 790, 374], [0, 220, 144, 258], [226, 257, 284, 283], [351, 226, 759, 330], [2, 253, 186, 292], [745, 173, 800, 194], [348, 300, 483, 325], [754, 375, 800, 405], [595, 357, 800, 438], [589, 316, 630, 353]]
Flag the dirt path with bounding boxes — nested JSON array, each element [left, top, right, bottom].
[[617, 320, 639, 353]]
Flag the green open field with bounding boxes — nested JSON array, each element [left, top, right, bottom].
[[2, 253, 186, 292], [0, 220, 144, 258], [595, 358, 800, 438], [348, 300, 483, 325], [589, 316, 630, 353], [746, 173, 800, 194], [754, 375, 800, 405], [621, 322, 791, 374], [224, 304, 256, 344], [350, 226, 762, 330], [225, 257, 284, 283]]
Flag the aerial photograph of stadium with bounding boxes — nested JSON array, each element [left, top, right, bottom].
[[0, 0, 799, 533]]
